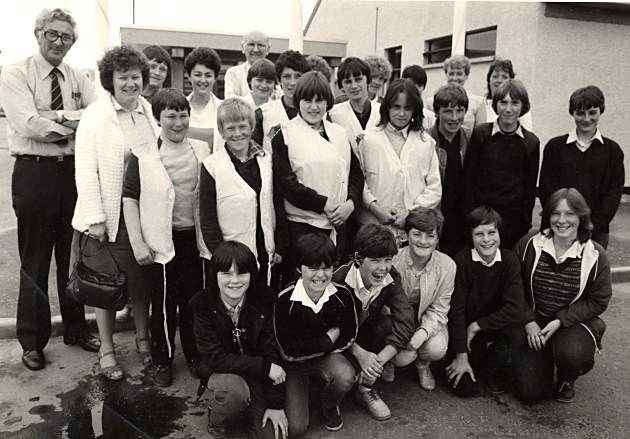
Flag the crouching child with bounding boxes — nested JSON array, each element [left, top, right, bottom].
[[274, 233, 358, 435], [191, 241, 287, 438]]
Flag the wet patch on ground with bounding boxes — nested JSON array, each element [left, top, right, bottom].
[[3, 373, 190, 438]]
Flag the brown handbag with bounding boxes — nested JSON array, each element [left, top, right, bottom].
[[65, 234, 128, 311]]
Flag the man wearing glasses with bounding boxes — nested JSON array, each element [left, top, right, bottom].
[[0, 7, 98, 371], [224, 30, 271, 98]]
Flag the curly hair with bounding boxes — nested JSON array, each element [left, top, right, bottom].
[[98, 45, 150, 95], [485, 58, 515, 98], [364, 55, 393, 82], [184, 47, 222, 77], [306, 55, 333, 82], [443, 55, 471, 75], [275, 50, 310, 82]]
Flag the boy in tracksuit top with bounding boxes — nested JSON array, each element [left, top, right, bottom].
[[274, 233, 357, 435], [123, 88, 211, 387], [191, 241, 287, 439], [333, 223, 415, 422]]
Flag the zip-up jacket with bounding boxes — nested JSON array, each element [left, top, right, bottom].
[[514, 232, 612, 347]]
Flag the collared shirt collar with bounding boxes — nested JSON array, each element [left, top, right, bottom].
[[221, 296, 245, 324], [344, 264, 393, 310], [290, 279, 338, 314], [226, 139, 265, 163], [33, 51, 66, 81], [491, 120, 524, 139], [540, 230, 584, 263], [566, 128, 604, 152], [385, 122, 409, 140], [471, 248, 502, 267], [112, 95, 144, 113]]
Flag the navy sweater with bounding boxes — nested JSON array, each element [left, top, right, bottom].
[[539, 134, 624, 233]]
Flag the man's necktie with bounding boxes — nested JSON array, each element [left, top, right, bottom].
[[50, 68, 63, 110]]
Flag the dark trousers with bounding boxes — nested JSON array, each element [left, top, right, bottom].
[[285, 353, 356, 437], [591, 231, 609, 249], [445, 324, 522, 398], [149, 229, 203, 366], [207, 373, 276, 439], [497, 213, 531, 250], [12, 157, 86, 351], [512, 317, 603, 403]]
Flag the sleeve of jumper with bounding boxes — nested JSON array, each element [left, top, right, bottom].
[[347, 148, 365, 208], [476, 254, 529, 330], [331, 288, 358, 352], [198, 167, 224, 253], [271, 129, 327, 213], [449, 254, 471, 354], [122, 154, 141, 200], [272, 178, 289, 257], [384, 280, 415, 350], [538, 139, 560, 209], [461, 129, 482, 216], [413, 144, 442, 209], [257, 293, 286, 409], [522, 135, 540, 227], [592, 142, 624, 230], [556, 249, 612, 326]]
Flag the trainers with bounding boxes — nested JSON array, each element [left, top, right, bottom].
[[416, 361, 436, 391], [555, 380, 575, 403], [322, 405, 343, 432], [381, 362, 395, 383], [355, 387, 391, 421], [154, 365, 172, 387]]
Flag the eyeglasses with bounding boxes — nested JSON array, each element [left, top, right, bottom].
[[43, 30, 74, 45]]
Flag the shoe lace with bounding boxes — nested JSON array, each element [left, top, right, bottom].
[[366, 388, 382, 402], [559, 381, 574, 392]]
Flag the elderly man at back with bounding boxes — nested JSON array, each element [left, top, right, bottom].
[[0, 7, 99, 371], [224, 30, 271, 98]]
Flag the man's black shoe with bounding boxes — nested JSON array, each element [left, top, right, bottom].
[[64, 331, 101, 352], [555, 380, 575, 403], [323, 405, 343, 432], [154, 365, 173, 387], [22, 350, 45, 371]]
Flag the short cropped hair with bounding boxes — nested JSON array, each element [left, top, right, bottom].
[[466, 206, 503, 238], [540, 188, 593, 243], [151, 88, 190, 121], [353, 224, 398, 259], [35, 8, 77, 40], [402, 65, 428, 89], [433, 84, 469, 113], [364, 55, 393, 82], [184, 47, 222, 77], [405, 207, 445, 237], [216, 97, 256, 132], [443, 55, 471, 75], [485, 58, 515, 98], [378, 78, 424, 131], [293, 71, 334, 111], [336, 57, 371, 90], [247, 58, 276, 85], [492, 79, 531, 117], [98, 45, 150, 96], [208, 241, 258, 290], [275, 50, 310, 82], [569, 85, 606, 115], [306, 55, 333, 82], [295, 233, 336, 268]]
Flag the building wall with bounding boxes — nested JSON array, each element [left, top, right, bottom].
[[307, 0, 630, 185]]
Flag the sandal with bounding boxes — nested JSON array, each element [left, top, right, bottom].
[[98, 350, 124, 381], [135, 337, 153, 366]]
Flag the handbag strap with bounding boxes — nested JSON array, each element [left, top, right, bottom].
[[78, 233, 123, 274]]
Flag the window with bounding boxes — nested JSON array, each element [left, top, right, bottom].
[[386, 46, 402, 80], [424, 26, 497, 64]]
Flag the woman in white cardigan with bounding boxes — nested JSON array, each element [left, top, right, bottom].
[[357, 78, 442, 244], [72, 46, 159, 380]]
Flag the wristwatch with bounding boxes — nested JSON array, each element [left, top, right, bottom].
[[56, 110, 65, 123]]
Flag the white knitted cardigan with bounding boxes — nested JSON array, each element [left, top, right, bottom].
[[72, 94, 160, 242]]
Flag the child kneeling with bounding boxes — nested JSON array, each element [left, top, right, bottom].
[[191, 241, 287, 438], [274, 233, 358, 435]]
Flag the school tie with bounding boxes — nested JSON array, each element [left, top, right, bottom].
[[50, 68, 63, 110]]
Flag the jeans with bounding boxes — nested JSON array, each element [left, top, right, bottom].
[[285, 353, 356, 437], [207, 373, 276, 439], [512, 317, 604, 402]]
